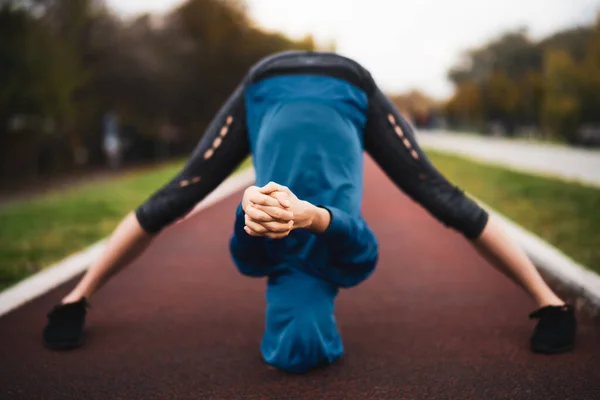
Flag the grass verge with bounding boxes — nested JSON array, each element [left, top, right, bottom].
[[0, 157, 252, 290], [424, 150, 600, 274]]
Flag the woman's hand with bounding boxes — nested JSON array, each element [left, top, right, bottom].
[[241, 185, 294, 238]]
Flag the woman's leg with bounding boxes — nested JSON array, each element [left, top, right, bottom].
[[363, 87, 564, 308], [62, 83, 251, 304]]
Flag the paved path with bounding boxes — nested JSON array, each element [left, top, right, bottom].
[[1, 159, 599, 399], [417, 131, 600, 187]]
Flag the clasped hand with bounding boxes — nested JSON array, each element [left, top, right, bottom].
[[241, 182, 315, 239]]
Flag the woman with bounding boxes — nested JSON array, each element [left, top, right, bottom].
[[44, 51, 576, 373]]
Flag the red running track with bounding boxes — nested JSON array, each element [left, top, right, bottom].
[[1, 159, 599, 400]]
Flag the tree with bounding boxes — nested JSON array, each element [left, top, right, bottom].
[[445, 17, 599, 143], [448, 28, 540, 86], [541, 50, 581, 142], [0, 0, 316, 183], [515, 71, 544, 126], [446, 81, 483, 129], [480, 71, 520, 133], [0, 5, 84, 178], [577, 16, 600, 125]]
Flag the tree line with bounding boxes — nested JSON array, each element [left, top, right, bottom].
[[444, 16, 600, 144], [0, 0, 315, 185], [3, 0, 597, 189]]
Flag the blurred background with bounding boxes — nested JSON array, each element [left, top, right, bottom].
[[2, 0, 599, 193], [3, 3, 600, 393]]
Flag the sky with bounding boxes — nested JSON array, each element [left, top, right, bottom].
[[107, 0, 600, 99]]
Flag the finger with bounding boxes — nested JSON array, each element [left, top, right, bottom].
[[245, 213, 293, 234], [246, 211, 293, 233], [247, 192, 281, 207], [244, 215, 267, 234], [265, 231, 290, 239], [265, 220, 294, 233], [270, 191, 292, 208], [244, 225, 262, 237], [245, 205, 277, 223], [259, 181, 289, 195], [253, 219, 294, 233], [250, 204, 293, 221]]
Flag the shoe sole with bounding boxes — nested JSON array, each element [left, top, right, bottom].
[[43, 337, 83, 350], [531, 343, 574, 354]]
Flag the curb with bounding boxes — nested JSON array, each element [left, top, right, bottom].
[[0, 168, 256, 318]]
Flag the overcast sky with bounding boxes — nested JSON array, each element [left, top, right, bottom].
[[107, 0, 599, 98]]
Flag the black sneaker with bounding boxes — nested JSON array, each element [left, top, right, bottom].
[[529, 304, 576, 354], [43, 297, 89, 350]]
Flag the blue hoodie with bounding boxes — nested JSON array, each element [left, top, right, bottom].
[[229, 75, 378, 288]]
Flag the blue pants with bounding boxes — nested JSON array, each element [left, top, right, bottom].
[[260, 266, 343, 374]]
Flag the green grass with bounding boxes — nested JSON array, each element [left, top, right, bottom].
[[424, 149, 600, 273], [0, 157, 252, 290]]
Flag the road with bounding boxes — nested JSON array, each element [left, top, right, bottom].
[[1, 158, 599, 400], [418, 131, 600, 187]]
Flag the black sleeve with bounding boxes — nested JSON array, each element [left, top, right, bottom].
[[363, 87, 488, 240], [135, 81, 251, 234]]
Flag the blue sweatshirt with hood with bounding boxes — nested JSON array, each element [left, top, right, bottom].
[[229, 75, 378, 288]]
